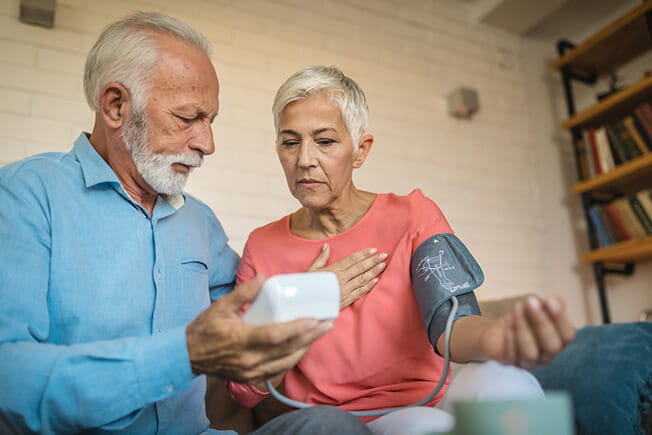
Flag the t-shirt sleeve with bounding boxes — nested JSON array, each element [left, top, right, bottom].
[[235, 237, 257, 286], [411, 189, 454, 250], [225, 233, 271, 407]]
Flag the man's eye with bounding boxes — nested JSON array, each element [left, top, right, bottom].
[[281, 140, 299, 147], [317, 139, 335, 146], [176, 115, 195, 123]]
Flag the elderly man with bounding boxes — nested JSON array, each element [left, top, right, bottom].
[[0, 12, 375, 435]]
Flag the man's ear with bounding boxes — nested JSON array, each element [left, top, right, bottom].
[[352, 133, 374, 168], [98, 82, 132, 130]]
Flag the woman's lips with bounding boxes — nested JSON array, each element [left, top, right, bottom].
[[297, 179, 324, 189]]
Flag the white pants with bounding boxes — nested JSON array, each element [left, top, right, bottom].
[[366, 361, 544, 435]]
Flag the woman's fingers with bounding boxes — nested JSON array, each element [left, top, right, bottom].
[[307, 243, 330, 271], [512, 302, 540, 368], [543, 297, 576, 346], [330, 248, 384, 281], [307, 247, 387, 309], [510, 296, 576, 368]]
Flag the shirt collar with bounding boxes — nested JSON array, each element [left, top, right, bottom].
[[72, 132, 186, 210], [73, 132, 121, 189]]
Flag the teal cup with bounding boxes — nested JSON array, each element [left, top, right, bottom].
[[428, 392, 574, 435]]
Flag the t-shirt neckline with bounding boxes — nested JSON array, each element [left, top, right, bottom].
[[283, 193, 384, 243]]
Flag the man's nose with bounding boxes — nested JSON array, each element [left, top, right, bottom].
[[190, 121, 215, 155]]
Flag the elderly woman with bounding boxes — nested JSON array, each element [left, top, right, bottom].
[[226, 66, 576, 434]]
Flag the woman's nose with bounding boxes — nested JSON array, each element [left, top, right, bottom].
[[297, 143, 317, 168]]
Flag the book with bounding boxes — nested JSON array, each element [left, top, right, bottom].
[[594, 126, 615, 171], [602, 203, 632, 241], [588, 206, 613, 247], [637, 189, 652, 225], [587, 128, 603, 175], [631, 113, 652, 152], [574, 137, 590, 181], [634, 103, 652, 140], [623, 116, 650, 155], [582, 129, 596, 178], [605, 124, 629, 164], [628, 195, 652, 235], [614, 120, 643, 160], [612, 197, 647, 239]]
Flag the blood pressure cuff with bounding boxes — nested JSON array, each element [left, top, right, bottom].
[[410, 233, 483, 353]]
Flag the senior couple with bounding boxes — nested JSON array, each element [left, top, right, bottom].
[[0, 11, 575, 435]]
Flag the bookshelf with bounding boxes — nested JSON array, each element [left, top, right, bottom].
[[554, 0, 652, 323]]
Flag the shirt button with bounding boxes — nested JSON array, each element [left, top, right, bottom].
[[165, 384, 174, 393]]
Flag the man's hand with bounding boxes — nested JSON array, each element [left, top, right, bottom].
[[186, 276, 333, 384], [308, 244, 387, 309], [480, 296, 576, 369]]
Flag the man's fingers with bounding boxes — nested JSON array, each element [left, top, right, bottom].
[[216, 275, 265, 313], [238, 346, 314, 385], [307, 244, 330, 272], [247, 318, 332, 350]]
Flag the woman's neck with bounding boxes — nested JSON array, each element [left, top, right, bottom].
[[291, 188, 377, 240]]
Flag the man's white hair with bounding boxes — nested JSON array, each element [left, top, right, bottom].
[[83, 11, 211, 112], [272, 65, 369, 149]]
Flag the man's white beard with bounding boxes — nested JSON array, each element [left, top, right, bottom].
[[121, 108, 203, 195]]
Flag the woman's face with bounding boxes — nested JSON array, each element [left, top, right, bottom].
[[276, 92, 364, 210]]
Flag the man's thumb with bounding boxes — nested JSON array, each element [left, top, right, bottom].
[[220, 275, 265, 312]]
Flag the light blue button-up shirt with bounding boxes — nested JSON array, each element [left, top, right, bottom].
[[0, 133, 240, 434]]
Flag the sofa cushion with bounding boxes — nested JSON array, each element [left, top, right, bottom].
[[532, 322, 652, 435]]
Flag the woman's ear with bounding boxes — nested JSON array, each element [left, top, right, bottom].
[[98, 82, 132, 130], [352, 133, 374, 168]]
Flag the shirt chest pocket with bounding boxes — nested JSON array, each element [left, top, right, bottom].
[[180, 257, 211, 316]]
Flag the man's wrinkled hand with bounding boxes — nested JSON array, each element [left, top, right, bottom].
[[186, 275, 333, 384]]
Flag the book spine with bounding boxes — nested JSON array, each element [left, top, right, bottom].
[[587, 128, 603, 175], [615, 120, 642, 159], [605, 124, 629, 164], [574, 137, 589, 181], [588, 206, 613, 247], [629, 196, 652, 235], [631, 111, 652, 152], [603, 203, 632, 241], [636, 190, 652, 228], [623, 116, 650, 155], [583, 129, 596, 178], [595, 127, 615, 171], [636, 103, 652, 138], [614, 198, 647, 239]]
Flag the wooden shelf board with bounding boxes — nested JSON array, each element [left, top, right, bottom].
[[571, 153, 652, 196], [582, 235, 652, 264], [552, 1, 652, 77], [561, 75, 652, 131]]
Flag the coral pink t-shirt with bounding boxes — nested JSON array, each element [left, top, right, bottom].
[[227, 189, 453, 420]]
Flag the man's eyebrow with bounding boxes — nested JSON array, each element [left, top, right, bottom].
[[279, 129, 299, 136]]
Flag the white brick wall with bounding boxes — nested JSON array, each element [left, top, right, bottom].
[[1, 0, 650, 325]]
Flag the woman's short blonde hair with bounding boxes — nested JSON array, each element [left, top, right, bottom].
[[272, 66, 369, 149]]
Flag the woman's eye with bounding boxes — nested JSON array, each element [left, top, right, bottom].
[[317, 139, 335, 146], [281, 140, 299, 147]]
